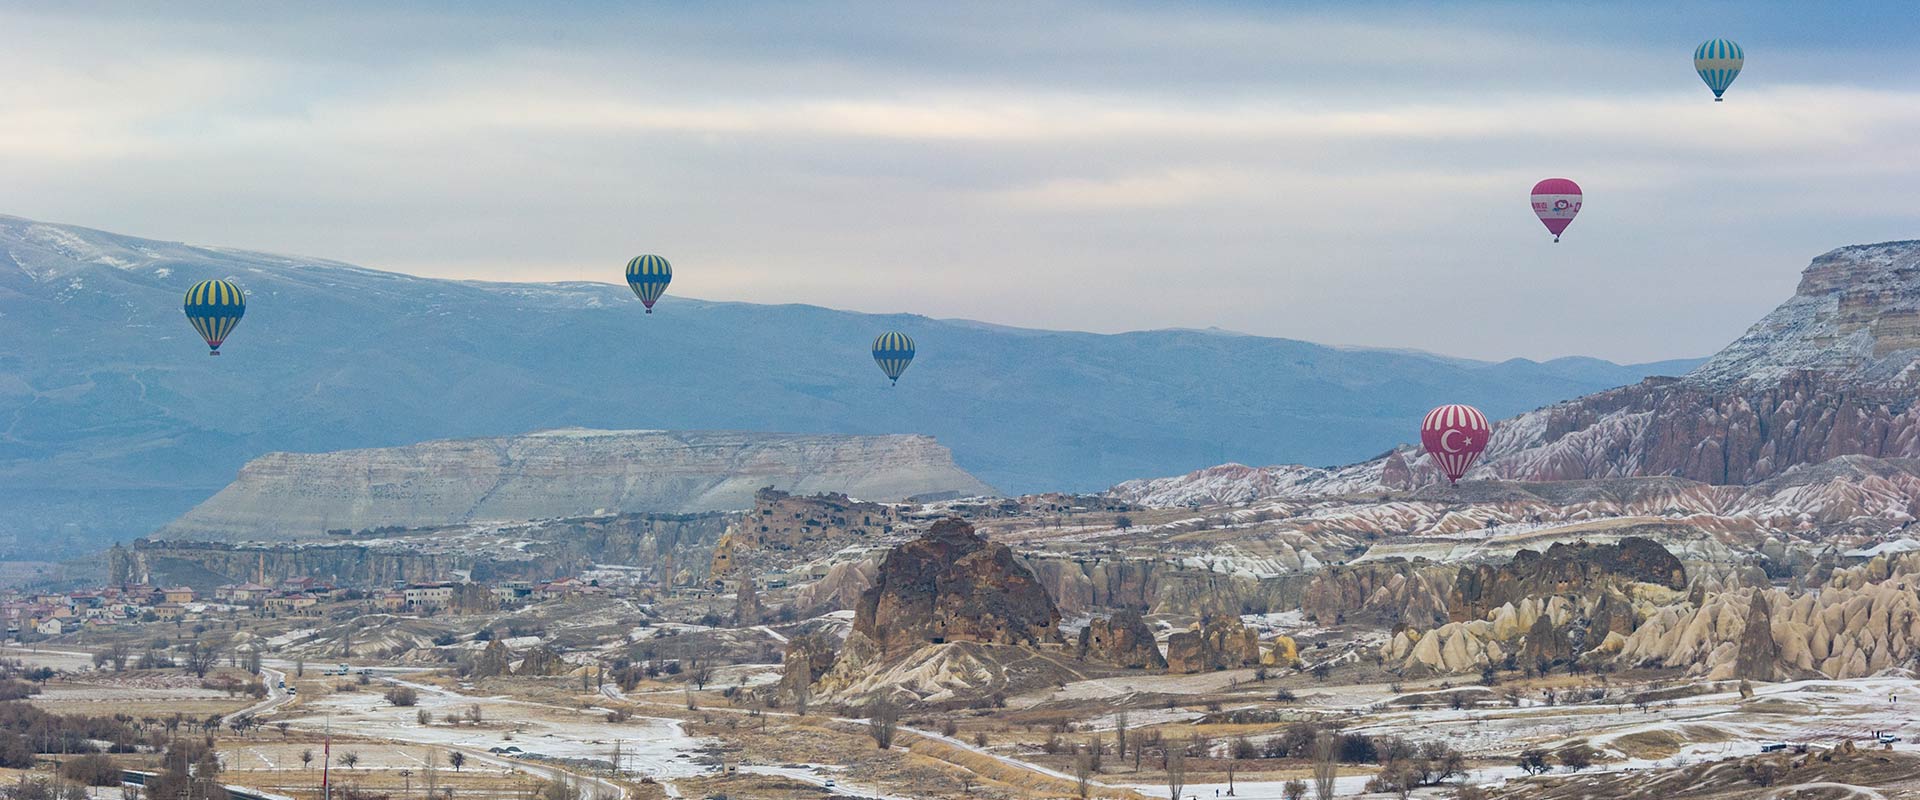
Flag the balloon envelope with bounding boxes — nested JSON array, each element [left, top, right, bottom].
[[1530, 178, 1582, 241], [625, 255, 672, 313], [872, 332, 915, 384], [183, 279, 246, 355], [1694, 39, 1744, 100], [1421, 404, 1491, 484]]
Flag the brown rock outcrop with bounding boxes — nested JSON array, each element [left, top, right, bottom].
[[1077, 611, 1166, 669], [711, 489, 902, 578], [778, 632, 839, 706], [1452, 537, 1687, 622], [470, 638, 512, 678], [852, 518, 1063, 655], [1734, 589, 1782, 681], [1165, 615, 1261, 673], [516, 645, 568, 676], [1301, 560, 1452, 629], [1519, 611, 1573, 667]]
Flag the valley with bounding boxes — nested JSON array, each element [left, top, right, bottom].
[[10, 239, 1920, 800]]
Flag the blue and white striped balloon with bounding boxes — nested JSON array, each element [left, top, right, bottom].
[[1694, 39, 1744, 101]]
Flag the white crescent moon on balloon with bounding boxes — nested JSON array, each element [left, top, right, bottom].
[[1440, 429, 1464, 453]]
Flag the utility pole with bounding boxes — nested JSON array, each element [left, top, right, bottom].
[[321, 716, 333, 800]]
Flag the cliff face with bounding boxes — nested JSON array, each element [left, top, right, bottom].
[[852, 518, 1063, 654], [1617, 552, 1920, 681], [1466, 242, 1920, 486], [1360, 538, 1693, 676], [159, 428, 994, 542], [710, 489, 900, 579], [1118, 241, 1920, 497], [136, 511, 730, 590], [1077, 611, 1166, 669], [1165, 615, 1262, 673], [1450, 538, 1688, 622]]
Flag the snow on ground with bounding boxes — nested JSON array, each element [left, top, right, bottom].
[[288, 675, 711, 785], [265, 628, 320, 648]]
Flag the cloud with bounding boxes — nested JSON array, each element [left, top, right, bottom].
[[1, 3, 1918, 363]]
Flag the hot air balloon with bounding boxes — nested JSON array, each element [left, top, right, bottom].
[[1530, 178, 1582, 242], [872, 332, 915, 385], [625, 254, 672, 313], [1694, 39, 1743, 101], [1421, 404, 1491, 484], [183, 279, 246, 355]]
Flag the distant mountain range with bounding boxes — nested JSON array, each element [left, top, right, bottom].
[[0, 215, 1700, 557]]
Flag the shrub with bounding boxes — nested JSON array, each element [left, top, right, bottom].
[[61, 753, 121, 786], [385, 686, 418, 707]]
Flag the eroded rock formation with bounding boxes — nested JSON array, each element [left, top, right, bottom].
[[1165, 615, 1262, 673], [852, 518, 1063, 655], [1077, 611, 1166, 669]]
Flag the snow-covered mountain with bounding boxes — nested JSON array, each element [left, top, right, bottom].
[[1118, 240, 1920, 505], [0, 215, 1697, 557]]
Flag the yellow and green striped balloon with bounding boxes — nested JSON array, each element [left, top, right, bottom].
[[625, 254, 672, 313], [183, 279, 246, 355], [872, 332, 915, 385]]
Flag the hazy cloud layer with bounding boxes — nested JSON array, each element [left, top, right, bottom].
[[5, 2, 1918, 361]]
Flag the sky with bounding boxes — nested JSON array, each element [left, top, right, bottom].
[[5, 1, 1920, 363]]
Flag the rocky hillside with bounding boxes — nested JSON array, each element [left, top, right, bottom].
[[1117, 240, 1920, 500], [158, 428, 992, 542], [1617, 551, 1920, 681]]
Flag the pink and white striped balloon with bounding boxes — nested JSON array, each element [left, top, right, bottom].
[[1530, 178, 1582, 242]]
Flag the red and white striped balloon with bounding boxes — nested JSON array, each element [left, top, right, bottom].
[[1421, 404, 1491, 484]]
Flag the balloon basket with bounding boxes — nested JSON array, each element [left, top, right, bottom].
[[209, 351, 221, 357], [1714, 97, 1723, 102]]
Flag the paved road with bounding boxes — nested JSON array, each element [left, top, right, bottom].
[[224, 666, 291, 726]]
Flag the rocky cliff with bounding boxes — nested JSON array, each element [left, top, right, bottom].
[[1117, 241, 1920, 497], [709, 489, 901, 579], [1370, 538, 1691, 676], [852, 518, 1063, 654], [1165, 615, 1263, 673], [1617, 552, 1920, 680], [158, 429, 994, 542], [1077, 611, 1167, 669], [1449, 538, 1687, 622], [135, 511, 731, 590]]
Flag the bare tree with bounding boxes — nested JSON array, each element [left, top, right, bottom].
[[300, 750, 313, 770], [1165, 741, 1186, 800], [183, 642, 220, 678], [1074, 747, 1093, 799], [448, 751, 465, 772], [1281, 780, 1307, 800], [1311, 732, 1338, 800], [1115, 710, 1130, 760], [339, 751, 360, 770], [423, 748, 440, 797], [867, 696, 901, 749]]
